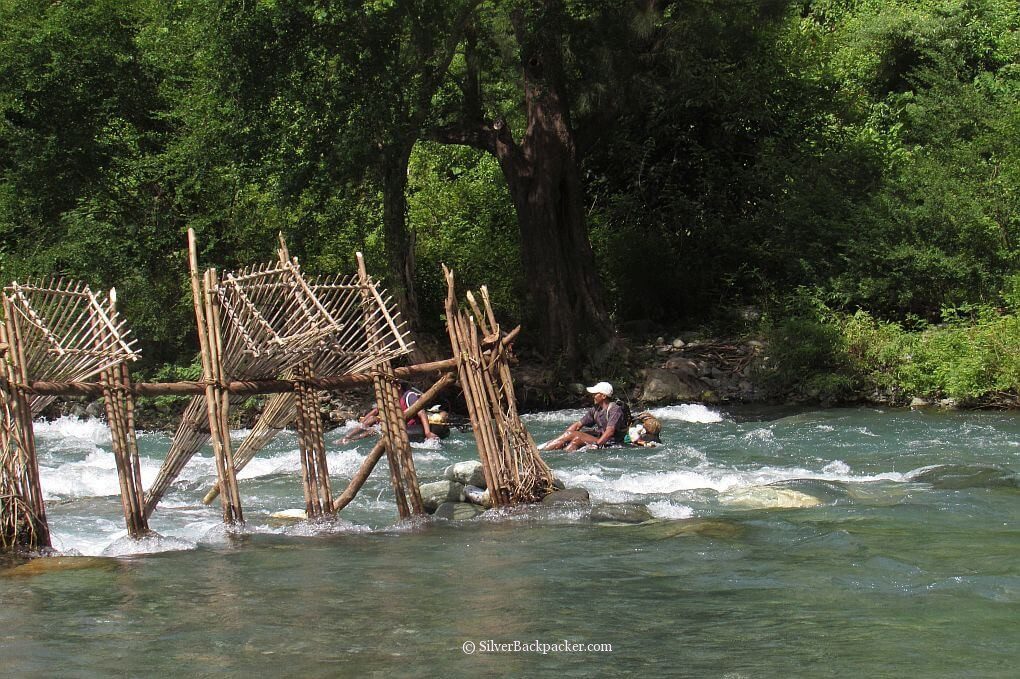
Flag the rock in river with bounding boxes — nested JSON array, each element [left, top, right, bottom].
[[443, 460, 486, 488], [541, 488, 591, 505], [433, 502, 486, 521], [420, 481, 466, 512]]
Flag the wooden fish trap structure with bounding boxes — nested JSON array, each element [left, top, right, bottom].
[[1, 229, 553, 554], [443, 267, 554, 507], [0, 281, 141, 550]]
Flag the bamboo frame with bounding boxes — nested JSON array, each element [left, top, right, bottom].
[[3, 224, 544, 552], [443, 267, 553, 506]]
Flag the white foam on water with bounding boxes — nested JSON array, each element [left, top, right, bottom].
[[522, 409, 586, 424], [40, 451, 171, 500], [101, 533, 198, 557], [646, 404, 725, 424], [558, 460, 908, 503], [647, 500, 696, 519], [34, 416, 112, 445]]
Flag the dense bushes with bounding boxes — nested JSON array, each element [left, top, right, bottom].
[[757, 281, 1020, 404]]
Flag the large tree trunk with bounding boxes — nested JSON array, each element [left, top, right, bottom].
[[501, 11, 613, 365], [430, 2, 616, 368], [381, 146, 420, 334], [498, 101, 612, 365]]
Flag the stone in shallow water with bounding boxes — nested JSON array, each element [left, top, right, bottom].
[[641, 519, 744, 540], [420, 480, 466, 512], [2, 556, 118, 578], [541, 488, 591, 506], [443, 461, 486, 488], [718, 486, 824, 509], [590, 503, 655, 524], [269, 508, 308, 526], [433, 502, 486, 521], [908, 464, 1019, 490]]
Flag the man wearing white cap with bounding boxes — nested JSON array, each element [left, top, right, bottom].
[[540, 381, 628, 451]]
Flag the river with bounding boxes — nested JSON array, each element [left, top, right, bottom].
[[2, 405, 1018, 677]]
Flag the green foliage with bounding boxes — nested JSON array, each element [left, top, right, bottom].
[[407, 142, 520, 332], [761, 287, 1020, 403], [0, 0, 1016, 390]]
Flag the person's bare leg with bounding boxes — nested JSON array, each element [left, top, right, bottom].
[[540, 431, 573, 451], [564, 431, 600, 452]]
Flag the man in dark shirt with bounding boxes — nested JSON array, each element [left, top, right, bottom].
[[540, 381, 627, 451]]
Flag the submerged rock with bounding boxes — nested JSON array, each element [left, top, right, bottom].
[[2, 556, 118, 578], [541, 488, 591, 506], [719, 485, 824, 509], [590, 503, 655, 524], [433, 502, 486, 521], [444, 461, 486, 488], [908, 464, 1019, 490], [420, 481, 466, 512], [641, 519, 744, 540]]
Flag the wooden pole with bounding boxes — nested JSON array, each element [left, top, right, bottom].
[[189, 230, 242, 525], [17, 330, 518, 398], [332, 372, 454, 512], [0, 294, 50, 549]]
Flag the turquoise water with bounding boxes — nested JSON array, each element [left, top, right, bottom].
[[2, 405, 1018, 677]]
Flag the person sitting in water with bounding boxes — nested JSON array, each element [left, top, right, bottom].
[[399, 382, 441, 443], [541, 381, 628, 451], [338, 382, 441, 445], [337, 403, 381, 444]]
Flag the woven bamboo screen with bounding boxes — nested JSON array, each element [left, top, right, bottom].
[[215, 260, 412, 381], [3, 280, 139, 383]]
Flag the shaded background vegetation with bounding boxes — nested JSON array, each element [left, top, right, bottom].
[[1, 0, 1017, 398]]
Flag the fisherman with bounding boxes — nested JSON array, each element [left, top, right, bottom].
[[337, 382, 441, 445], [399, 382, 441, 443], [337, 403, 381, 444], [540, 381, 628, 451]]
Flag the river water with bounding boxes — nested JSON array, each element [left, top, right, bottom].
[[2, 405, 1018, 677]]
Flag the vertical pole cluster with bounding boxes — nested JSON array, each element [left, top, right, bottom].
[[0, 303, 50, 551], [443, 267, 554, 506], [100, 291, 149, 538], [357, 254, 423, 519], [189, 231, 244, 525], [294, 360, 333, 518]]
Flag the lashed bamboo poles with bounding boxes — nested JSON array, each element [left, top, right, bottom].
[[148, 235, 419, 516], [443, 267, 553, 506], [6, 280, 138, 382], [0, 295, 50, 550], [469, 287, 554, 499], [200, 392, 296, 506], [357, 253, 423, 518], [332, 371, 455, 513], [197, 240, 415, 507], [189, 230, 243, 524], [143, 395, 212, 517], [294, 361, 333, 517], [444, 267, 504, 505], [0, 384, 39, 550], [99, 290, 149, 538]]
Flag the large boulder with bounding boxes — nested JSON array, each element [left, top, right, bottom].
[[419, 481, 465, 512], [433, 502, 486, 521], [541, 488, 591, 506], [443, 460, 486, 488], [639, 368, 701, 403]]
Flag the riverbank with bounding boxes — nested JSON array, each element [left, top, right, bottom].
[[40, 324, 1017, 434]]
